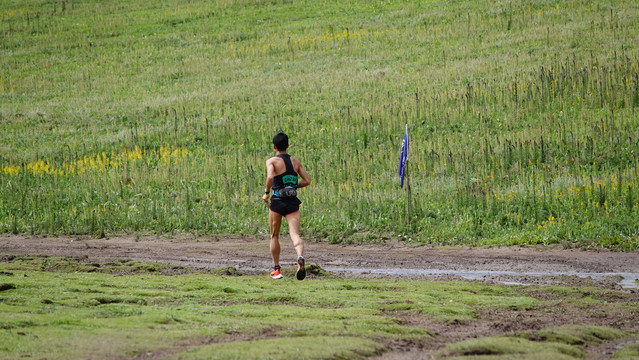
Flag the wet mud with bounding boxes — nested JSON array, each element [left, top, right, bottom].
[[1, 234, 637, 290]]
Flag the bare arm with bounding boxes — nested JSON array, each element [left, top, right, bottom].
[[296, 162, 311, 188], [262, 159, 276, 203]]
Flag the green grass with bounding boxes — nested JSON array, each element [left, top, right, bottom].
[[438, 336, 585, 359], [439, 326, 636, 359], [615, 341, 639, 359], [518, 325, 627, 345], [176, 336, 385, 360], [1, 0, 639, 248], [1, 255, 638, 359], [0, 256, 426, 359]]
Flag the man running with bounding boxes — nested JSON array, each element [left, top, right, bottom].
[[262, 132, 311, 280]]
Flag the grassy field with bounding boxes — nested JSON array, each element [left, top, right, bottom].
[[2, 0, 639, 248], [1, 255, 638, 359]]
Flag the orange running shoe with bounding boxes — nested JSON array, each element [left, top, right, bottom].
[[270, 266, 283, 279], [296, 256, 306, 280]]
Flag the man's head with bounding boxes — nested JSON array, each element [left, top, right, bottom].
[[273, 132, 289, 151]]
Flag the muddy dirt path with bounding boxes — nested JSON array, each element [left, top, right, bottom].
[[1, 234, 638, 290]]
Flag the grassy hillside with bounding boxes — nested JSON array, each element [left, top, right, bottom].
[[1, 0, 639, 247]]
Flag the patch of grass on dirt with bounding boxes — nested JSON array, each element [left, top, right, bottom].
[[280, 263, 339, 279], [1, 254, 212, 275], [208, 266, 243, 276], [439, 325, 633, 359], [0, 255, 637, 359], [615, 341, 639, 359], [177, 336, 385, 360], [518, 325, 627, 345], [438, 336, 583, 359]]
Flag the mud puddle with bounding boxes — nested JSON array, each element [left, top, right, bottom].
[[325, 267, 639, 289]]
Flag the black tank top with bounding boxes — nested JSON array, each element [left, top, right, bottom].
[[272, 154, 298, 191]]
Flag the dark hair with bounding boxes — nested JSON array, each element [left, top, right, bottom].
[[273, 132, 289, 151]]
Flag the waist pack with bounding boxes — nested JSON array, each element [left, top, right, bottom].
[[276, 186, 297, 198]]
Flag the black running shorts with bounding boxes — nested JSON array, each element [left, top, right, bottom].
[[269, 197, 301, 216]]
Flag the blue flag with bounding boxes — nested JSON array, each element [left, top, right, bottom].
[[398, 124, 409, 188]]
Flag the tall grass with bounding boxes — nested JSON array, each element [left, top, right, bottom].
[[1, 0, 639, 248]]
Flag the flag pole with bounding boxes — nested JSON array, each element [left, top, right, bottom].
[[399, 123, 410, 228], [405, 124, 410, 228], [406, 156, 410, 227]]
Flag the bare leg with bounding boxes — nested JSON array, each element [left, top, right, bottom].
[[269, 210, 282, 266], [285, 211, 304, 258]]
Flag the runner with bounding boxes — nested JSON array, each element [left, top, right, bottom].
[[262, 132, 311, 280]]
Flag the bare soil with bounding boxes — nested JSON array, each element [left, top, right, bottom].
[[1, 234, 637, 288], [2, 234, 638, 359]]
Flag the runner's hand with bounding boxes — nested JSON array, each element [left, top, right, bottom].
[[262, 193, 269, 203]]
